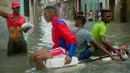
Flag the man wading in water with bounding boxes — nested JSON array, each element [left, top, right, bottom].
[[0, 1, 27, 56]]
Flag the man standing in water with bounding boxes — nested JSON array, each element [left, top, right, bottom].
[[30, 6, 77, 69], [0, 1, 27, 56]]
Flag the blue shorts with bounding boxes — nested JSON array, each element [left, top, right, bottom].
[[78, 48, 92, 60]]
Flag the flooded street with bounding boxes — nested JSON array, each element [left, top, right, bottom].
[[107, 22, 130, 45], [0, 17, 130, 73], [1, 0, 130, 73]]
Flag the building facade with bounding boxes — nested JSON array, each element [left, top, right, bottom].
[[81, 0, 100, 13], [109, 0, 130, 22]]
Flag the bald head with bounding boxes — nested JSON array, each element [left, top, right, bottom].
[[44, 6, 57, 15], [44, 6, 57, 22]]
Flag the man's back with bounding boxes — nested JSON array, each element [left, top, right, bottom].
[[91, 21, 106, 43], [71, 27, 94, 55]]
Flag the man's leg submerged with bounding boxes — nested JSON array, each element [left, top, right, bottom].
[[7, 39, 14, 56], [14, 39, 27, 54], [36, 51, 53, 69], [30, 49, 53, 69], [21, 39, 27, 53]]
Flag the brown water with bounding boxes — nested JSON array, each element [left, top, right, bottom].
[[0, 18, 130, 73]]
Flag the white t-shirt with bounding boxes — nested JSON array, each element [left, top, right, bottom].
[[89, 12, 93, 19]]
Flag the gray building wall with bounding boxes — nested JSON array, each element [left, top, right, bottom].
[[126, 0, 130, 22], [0, 0, 12, 50], [67, 0, 75, 20]]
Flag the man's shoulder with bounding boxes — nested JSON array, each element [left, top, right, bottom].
[[78, 28, 91, 35], [8, 13, 13, 17], [19, 15, 26, 22], [78, 28, 93, 40], [95, 21, 105, 26], [93, 22, 100, 28], [95, 21, 102, 24], [20, 15, 25, 19], [80, 28, 88, 32], [56, 19, 66, 24]]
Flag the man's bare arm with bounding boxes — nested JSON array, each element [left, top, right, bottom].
[[91, 39, 113, 58], [91, 40, 121, 60], [0, 10, 8, 19], [100, 35, 115, 51]]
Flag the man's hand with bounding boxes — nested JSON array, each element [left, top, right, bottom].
[[0, 10, 8, 18], [30, 49, 47, 63], [114, 49, 121, 55], [111, 55, 121, 61], [64, 56, 72, 64], [23, 27, 30, 33]]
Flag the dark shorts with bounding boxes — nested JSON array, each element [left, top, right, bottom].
[[7, 38, 27, 56], [89, 19, 93, 21], [78, 48, 92, 60]]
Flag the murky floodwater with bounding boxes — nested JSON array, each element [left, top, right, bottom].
[[0, 18, 130, 73]]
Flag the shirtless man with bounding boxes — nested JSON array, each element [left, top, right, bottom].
[[0, 1, 27, 56]]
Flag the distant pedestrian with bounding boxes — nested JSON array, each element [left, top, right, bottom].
[[95, 10, 99, 21], [88, 10, 93, 21], [86, 10, 93, 31], [98, 11, 101, 21]]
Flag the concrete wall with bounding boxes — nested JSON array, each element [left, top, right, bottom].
[[67, 0, 75, 20], [0, 0, 13, 50], [81, 0, 99, 13], [126, 0, 130, 22], [114, 0, 121, 22], [99, 0, 109, 9], [99, 0, 105, 9], [113, 0, 129, 22]]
